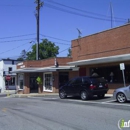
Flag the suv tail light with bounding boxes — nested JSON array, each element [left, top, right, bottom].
[[89, 84, 96, 90]]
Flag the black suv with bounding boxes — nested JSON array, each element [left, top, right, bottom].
[[59, 76, 108, 100]]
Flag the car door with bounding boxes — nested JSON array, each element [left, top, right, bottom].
[[125, 86, 130, 99], [66, 78, 77, 95], [67, 77, 82, 95], [73, 77, 83, 95]]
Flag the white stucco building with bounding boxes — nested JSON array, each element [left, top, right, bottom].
[[0, 59, 21, 93]]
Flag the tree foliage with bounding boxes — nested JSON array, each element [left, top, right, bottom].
[[17, 49, 27, 61], [26, 39, 59, 60]]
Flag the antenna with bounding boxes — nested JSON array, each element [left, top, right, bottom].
[[110, 2, 116, 28], [110, 2, 113, 28], [77, 28, 82, 38]]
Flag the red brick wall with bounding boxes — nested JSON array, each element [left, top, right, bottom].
[[72, 24, 130, 61], [69, 71, 79, 79], [24, 73, 30, 94], [52, 72, 59, 93], [17, 57, 72, 69]]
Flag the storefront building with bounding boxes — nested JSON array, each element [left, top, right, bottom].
[[14, 57, 79, 94], [14, 23, 130, 94], [68, 23, 130, 93]]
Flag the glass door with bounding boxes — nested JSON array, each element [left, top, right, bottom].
[[44, 73, 53, 92]]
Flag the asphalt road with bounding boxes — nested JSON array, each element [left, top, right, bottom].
[[0, 96, 130, 130]]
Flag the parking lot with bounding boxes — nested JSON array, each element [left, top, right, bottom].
[[25, 94, 130, 110]]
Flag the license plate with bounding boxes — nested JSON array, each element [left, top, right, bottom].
[[99, 85, 103, 88]]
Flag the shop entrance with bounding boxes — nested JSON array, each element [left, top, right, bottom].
[[59, 72, 69, 88], [30, 76, 38, 93]]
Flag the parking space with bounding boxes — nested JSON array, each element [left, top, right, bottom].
[[41, 95, 130, 107], [13, 94, 130, 107]]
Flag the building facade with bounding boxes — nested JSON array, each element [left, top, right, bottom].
[[14, 57, 79, 94], [0, 59, 21, 92], [68, 23, 130, 93], [14, 23, 130, 94]]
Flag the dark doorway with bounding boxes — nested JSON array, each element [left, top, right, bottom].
[[30, 77, 38, 93], [59, 72, 69, 88]]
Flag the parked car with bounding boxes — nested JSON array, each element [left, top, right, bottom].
[[113, 85, 130, 103], [59, 76, 108, 100]]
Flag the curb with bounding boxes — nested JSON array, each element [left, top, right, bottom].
[[10, 93, 59, 98], [9, 93, 113, 98]]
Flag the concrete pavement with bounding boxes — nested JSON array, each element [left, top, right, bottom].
[[8, 93, 112, 98]]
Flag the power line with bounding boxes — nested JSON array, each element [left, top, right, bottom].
[[0, 42, 31, 55], [0, 2, 127, 22], [40, 34, 70, 42], [0, 4, 32, 7], [0, 33, 36, 39], [0, 38, 36, 43], [40, 39, 70, 45], [59, 47, 70, 53], [3, 46, 70, 59], [4, 41, 37, 59], [26, 41, 36, 52], [44, 3, 126, 23], [46, 1, 127, 21]]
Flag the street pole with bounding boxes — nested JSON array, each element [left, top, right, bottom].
[[35, 0, 43, 60]]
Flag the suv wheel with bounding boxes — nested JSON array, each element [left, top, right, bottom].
[[116, 92, 126, 103], [97, 94, 105, 99], [81, 91, 88, 100], [59, 90, 67, 99]]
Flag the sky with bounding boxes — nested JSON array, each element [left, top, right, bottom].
[[0, 0, 130, 59]]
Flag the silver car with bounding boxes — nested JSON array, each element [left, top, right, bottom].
[[113, 85, 130, 103]]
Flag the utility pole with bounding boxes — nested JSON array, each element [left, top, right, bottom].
[[35, 0, 43, 60]]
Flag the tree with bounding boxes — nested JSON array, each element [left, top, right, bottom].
[[67, 48, 72, 57], [17, 49, 27, 61], [26, 39, 59, 60]]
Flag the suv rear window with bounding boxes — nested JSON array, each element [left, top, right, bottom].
[[89, 77, 106, 83]]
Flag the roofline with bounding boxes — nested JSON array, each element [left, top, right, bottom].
[[67, 54, 130, 66], [11, 65, 79, 73], [71, 23, 130, 42]]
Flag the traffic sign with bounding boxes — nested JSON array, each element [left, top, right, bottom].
[[5, 75, 11, 81]]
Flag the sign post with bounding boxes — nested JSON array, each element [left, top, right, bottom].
[[5, 75, 11, 96], [120, 63, 126, 87]]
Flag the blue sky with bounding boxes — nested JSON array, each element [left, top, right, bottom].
[[0, 0, 129, 59]]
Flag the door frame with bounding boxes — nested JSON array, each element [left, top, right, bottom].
[[43, 72, 53, 92]]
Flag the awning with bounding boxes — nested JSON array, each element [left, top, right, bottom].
[[11, 66, 79, 73], [68, 54, 130, 66]]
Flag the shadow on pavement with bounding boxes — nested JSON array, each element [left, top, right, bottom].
[[66, 96, 112, 101]]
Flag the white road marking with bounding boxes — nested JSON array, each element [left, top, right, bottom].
[[101, 100, 116, 103], [67, 99, 130, 107], [30, 97, 59, 100]]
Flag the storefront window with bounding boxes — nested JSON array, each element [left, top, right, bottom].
[[19, 80, 24, 89], [90, 65, 130, 83], [18, 74, 24, 90]]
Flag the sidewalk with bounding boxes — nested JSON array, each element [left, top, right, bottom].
[[10, 93, 59, 98], [1, 90, 16, 94], [9, 93, 113, 98]]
